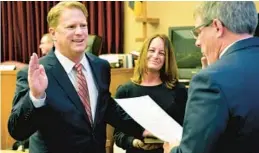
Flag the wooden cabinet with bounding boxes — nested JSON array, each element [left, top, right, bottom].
[[1, 71, 17, 149], [110, 68, 134, 96], [1, 68, 134, 152]]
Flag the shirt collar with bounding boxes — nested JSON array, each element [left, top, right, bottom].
[[54, 49, 88, 74], [219, 37, 251, 58]]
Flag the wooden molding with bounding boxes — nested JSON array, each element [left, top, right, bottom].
[[135, 17, 160, 25], [135, 37, 145, 42], [134, 1, 160, 42]]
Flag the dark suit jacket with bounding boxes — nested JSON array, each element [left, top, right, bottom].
[[172, 37, 259, 153], [8, 51, 143, 153]]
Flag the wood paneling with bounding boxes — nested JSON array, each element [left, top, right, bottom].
[[1, 71, 17, 149], [110, 68, 134, 96]]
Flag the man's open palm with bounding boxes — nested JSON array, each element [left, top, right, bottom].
[[28, 53, 48, 98]]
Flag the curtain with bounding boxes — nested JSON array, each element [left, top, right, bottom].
[[1, 1, 124, 63]]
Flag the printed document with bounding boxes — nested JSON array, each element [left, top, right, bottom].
[[115, 95, 182, 142]]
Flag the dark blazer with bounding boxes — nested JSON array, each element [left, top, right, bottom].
[[172, 37, 259, 153], [8, 51, 143, 153]]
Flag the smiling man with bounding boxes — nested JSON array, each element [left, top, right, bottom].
[[164, 1, 259, 153], [8, 2, 145, 153]]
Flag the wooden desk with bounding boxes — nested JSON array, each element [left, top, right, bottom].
[[1, 150, 28, 153], [1, 68, 134, 152]]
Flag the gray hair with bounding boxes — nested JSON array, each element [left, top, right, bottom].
[[42, 33, 53, 43], [194, 1, 258, 35]]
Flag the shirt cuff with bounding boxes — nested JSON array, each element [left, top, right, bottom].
[[29, 91, 46, 108]]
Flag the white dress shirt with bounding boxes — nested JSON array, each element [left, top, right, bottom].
[[29, 50, 98, 121]]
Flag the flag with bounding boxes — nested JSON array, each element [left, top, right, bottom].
[[128, 1, 142, 17]]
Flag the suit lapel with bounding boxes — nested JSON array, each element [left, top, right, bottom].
[[46, 51, 92, 127], [85, 53, 104, 127], [85, 53, 101, 92]]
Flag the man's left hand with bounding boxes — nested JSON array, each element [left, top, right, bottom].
[[163, 140, 180, 153], [142, 130, 155, 137]]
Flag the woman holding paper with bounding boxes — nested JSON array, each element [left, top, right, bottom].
[[113, 34, 187, 153]]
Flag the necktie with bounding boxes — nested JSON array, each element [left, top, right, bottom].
[[74, 63, 93, 125]]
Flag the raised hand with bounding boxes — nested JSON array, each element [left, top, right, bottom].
[[28, 53, 48, 99]]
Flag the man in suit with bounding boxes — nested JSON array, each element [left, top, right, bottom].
[[8, 2, 145, 153], [255, 13, 259, 37], [39, 33, 53, 56], [164, 2, 259, 153]]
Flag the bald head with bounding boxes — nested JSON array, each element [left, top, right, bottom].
[[39, 33, 54, 55]]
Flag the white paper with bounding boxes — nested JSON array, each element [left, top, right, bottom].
[[99, 54, 119, 63], [0, 65, 16, 70], [115, 95, 182, 142]]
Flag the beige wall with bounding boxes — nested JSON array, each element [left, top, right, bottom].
[[124, 1, 259, 54]]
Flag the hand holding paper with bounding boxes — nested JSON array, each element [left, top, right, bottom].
[[115, 95, 182, 143], [143, 130, 164, 144], [132, 139, 144, 148], [133, 139, 162, 150], [143, 130, 154, 137], [163, 140, 180, 153]]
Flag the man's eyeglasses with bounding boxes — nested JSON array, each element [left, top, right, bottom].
[[191, 20, 213, 39]]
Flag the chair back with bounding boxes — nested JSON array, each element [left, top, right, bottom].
[[85, 35, 103, 56]]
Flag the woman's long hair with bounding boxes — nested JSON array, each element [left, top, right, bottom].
[[131, 34, 179, 89]]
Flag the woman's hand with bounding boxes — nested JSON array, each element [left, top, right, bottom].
[[132, 139, 162, 150]]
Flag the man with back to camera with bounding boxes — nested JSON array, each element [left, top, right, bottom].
[[39, 33, 53, 56], [7, 2, 152, 153], [163, 1, 259, 153]]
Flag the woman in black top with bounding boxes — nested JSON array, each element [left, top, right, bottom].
[[114, 34, 188, 153]]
